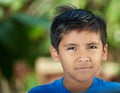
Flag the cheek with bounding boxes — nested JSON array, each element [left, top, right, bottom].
[[59, 52, 74, 68], [59, 55, 72, 66], [90, 51, 103, 66], [90, 50, 103, 60]]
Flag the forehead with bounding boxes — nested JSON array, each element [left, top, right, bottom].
[[59, 30, 101, 45]]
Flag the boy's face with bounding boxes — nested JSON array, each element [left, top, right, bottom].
[[50, 30, 107, 83]]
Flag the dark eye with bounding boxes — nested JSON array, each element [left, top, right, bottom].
[[88, 45, 97, 49], [67, 47, 76, 51]]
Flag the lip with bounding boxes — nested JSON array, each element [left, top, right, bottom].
[[74, 67, 92, 71]]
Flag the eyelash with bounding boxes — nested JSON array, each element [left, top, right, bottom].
[[88, 45, 97, 49], [66, 45, 97, 51], [67, 47, 76, 51]]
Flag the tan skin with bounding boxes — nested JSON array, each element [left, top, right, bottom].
[[50, 30, 108, 93]]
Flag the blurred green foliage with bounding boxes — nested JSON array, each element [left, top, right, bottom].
[[0, 0, 120, 80], [0, 13, 51, 79]]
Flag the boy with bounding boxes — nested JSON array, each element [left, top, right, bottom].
[[28, 5, 120, 93]]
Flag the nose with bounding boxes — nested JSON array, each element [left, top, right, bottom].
[[78, 57, 90, 62], [77, 48, 90, 62]]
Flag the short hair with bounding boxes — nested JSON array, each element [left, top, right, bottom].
[[50, 5, 107, 51]]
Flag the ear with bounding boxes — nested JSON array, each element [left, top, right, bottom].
[[50, 45, 60, 62], [102, 44, 108, 61]]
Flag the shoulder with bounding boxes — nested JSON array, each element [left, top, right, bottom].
[[28, 85, 46, 93], [94, 77, 120, 92], [28, 82, 56, 93], [95, 77, 120, 87], [28, 78, 62, 93]]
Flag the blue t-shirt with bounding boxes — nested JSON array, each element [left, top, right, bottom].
[[28, 77, 120, 93]]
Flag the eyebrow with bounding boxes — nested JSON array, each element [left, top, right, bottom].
[[87, 42, 100, 46], [63, 42, 100, 47], [63, 43, 79, 47]]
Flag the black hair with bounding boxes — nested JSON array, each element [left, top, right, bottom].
[[50, 5, 107, 51]]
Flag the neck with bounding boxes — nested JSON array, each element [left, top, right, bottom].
[[63, 76, 93, 93]]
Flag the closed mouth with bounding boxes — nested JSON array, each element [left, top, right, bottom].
[[74, 67, 92, 71], [76, 67, 92, 69]]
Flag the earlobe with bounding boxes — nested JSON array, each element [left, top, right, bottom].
[[50, 45, 60, 62], [102, 44, 108, 61], [102, 55, 107, 61]]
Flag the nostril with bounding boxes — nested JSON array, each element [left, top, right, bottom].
[[78, 57, 90, 62]]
